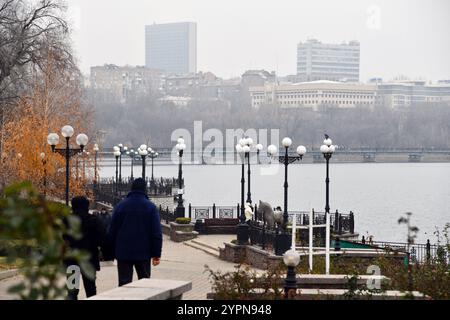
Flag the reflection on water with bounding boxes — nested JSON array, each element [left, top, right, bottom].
[[100, 162, 450, 243]]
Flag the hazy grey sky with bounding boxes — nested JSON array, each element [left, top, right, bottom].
[[68, 0, 450, 82]]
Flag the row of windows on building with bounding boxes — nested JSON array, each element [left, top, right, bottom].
[[253, 93, 375, 100], [253, 100, 375, 106]]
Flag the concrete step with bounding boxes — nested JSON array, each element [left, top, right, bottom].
[[184, 241, 220, 258], [190, 239, 221, 252]]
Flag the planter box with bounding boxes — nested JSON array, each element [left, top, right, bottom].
[[169, 222, 198, 243]]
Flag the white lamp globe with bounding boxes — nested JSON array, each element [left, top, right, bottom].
[[61, 125, 74, 138], [139, 149, 148, 156], [118, 143, 123, 148], [126, 151, 130, 155], [246, 137, 254, 146], [239, 138, 246, 147], [282, 137, 292, 148], [236, 144, 243, 153], [329, 145, 336, 153], [256, 144, 263, 151], [283, 249, 300, 267], [180, 143, 186, 150], [140, 144, 147, 151], [324, 138, 333, 147], [93, 144, 99, 152], [114, 150, 121, 157], [123, 146, 128, 151], [177, 138, 185, 145], [47, 133, 59, 146], [320, 145, 330, 154], [155, 152, 159, 156], [297, 145, 307, 156], [76, 133, 89, 146], [243, 145, 251, 153], [113, 146, 120, 152], [267, 145, 278, 156]]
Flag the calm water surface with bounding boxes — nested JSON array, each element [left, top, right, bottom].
[[100, 162, 450, 243]]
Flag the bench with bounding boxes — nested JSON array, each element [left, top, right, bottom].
[[86, 279, 192, 300], [195, 219, 239, 235]]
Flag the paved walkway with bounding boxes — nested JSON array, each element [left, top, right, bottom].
[[0, 235, 238, 300]]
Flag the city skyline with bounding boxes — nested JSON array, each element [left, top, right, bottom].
[[69, 0, 450, 81]]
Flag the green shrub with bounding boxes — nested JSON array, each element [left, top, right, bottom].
[[175, 217, 191, 225], [0, 181, 92, 300]]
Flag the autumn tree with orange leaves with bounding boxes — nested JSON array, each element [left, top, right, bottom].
[[0, 51, 97, 200]]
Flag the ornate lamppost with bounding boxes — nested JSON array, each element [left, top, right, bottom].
[[236, 143, 249, 245], [113, 147, 121, 195], [138, 145, 148, 180], [256, 143, 263, 164], [40, 152, 47, 198], [47, 125, 89, 205], [268, 138, 307, 256], [175, 138, 186, 218], [147, 147, 159, 183], [239, 137, 254, 204], [283, 249, 300, 298], [126, 148, 135, 181], [320, 134, 336, 272], [93, 144, 99, 187]]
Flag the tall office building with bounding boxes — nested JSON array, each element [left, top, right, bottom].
[[145, 22, 197, 75], [297, 39, 360, 82]]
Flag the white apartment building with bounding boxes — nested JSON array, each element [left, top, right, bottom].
[[145, 22, 197, 75], [297, 39, 360, 82], [377, 81, 450, 108], [249, 80, 378, 109]]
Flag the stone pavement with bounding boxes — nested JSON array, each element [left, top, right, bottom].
[[0, 235, 239, 300]]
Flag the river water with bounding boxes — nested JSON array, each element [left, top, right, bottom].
[[99, 162, 450, 243]]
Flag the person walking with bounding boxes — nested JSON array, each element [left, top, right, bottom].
[[108, 178, 163, 286], [66, 196, 105, 299]]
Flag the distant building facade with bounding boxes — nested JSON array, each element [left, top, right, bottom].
[[145, 22, 197, 75], [297, 39, 360, 82], [377, 81, 450, 108], [249, 80, 378, 109], [89, 64, 163, 103]]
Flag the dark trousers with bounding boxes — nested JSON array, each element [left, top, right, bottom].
[[117, 260, 151, 286], [67, 271, 97, 300]]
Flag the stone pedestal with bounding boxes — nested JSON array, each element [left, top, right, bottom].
[[169, 222, 198, 243]]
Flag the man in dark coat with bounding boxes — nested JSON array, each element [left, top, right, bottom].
[[66, 196, 105, 299], [108, 178, 163, 286]]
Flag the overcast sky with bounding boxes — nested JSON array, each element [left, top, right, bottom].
[[68, 0, 450, 82]]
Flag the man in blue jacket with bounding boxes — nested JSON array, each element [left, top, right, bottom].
[[108, 178, 163, 286]]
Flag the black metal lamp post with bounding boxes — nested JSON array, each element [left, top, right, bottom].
[[268, 138, 307, 256], [256, 143, 263, 165], [93, 144, 99, 187], [40, 152, 47, 198], [239, 137, 254, 205], [175, 138, 186, 218], [126, 149, 135, 180], [113, 149, 121, 195], [83, 151, 89, 181], [118, 144, 127, 183], [47, 126, 89, 205], [283, 249, 300, 298], [147, 148, 158, 183], [236, 143, 249, 245], [138, 144, 148, 180], [320, 134, 336, 261]]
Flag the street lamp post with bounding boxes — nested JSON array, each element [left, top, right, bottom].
[[138, 145, 148, 180], [126, 149, 135, 180], [283, 249, 300, 298], [236, 143, 249, 245], [268, 138, 307, 256], [147, 148, 158, 183], [117, 143, 127, 183], [239, 137, 254, 204], [40, 152, 47, 198], [47, 126, 89, 205], [321, 135, 336, 272], [93, 144, 99, 187], [256, 143, 263, 165], [113, 148, 121, 195], [175, 139, 186, 218]]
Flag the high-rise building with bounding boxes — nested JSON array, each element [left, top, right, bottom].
[[297, 39, 360, 82], [145, 22, 197, 75]]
